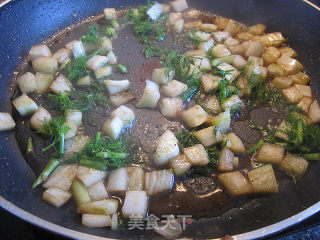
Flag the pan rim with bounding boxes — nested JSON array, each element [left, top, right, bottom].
[[0, 0, 12, 8], [0, 196, 113, 240], [1, 195, 319, 239]]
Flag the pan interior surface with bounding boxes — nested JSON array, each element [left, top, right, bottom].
[[0, 0, 320, 239]]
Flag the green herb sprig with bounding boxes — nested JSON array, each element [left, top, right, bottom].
[[210, 67, 239, 105], [248, 112, 320, 159], [81, 25, 102, 44], [162, 50, 202, 101], [66, 56, 90, 83], [48, 90, 108, 113], [126, 4, 168, 44], [74, 132, 132, 171], [247, 83, 284, 107], [144, 45, 165, 59], [187, 31, 206, 44], [279, 112, 320, 154], [38, 117, 70, 154], [65, 49, 101, 83], [33, 117, 70, 188]]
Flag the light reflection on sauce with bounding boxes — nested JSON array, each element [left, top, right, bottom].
[[198, 188, 222, 199], [175, 182, 187, 192]]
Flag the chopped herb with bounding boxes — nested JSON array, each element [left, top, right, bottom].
[[187, 31, 206, 44], [154, 24, 167, 41], [48, 92, 73, 111], [111, 20, 120, 29], [144, 45, 165, 59], [48, 90, 108, 113], [66, 56, 91, 83], [32, 159, 62, 188], [79, 159, 108, 171], [58, 59, 70, 71], [194, 145, 220, 175], [218, 78, 238, 104], [241, 61, 290, 108], [286, 104, 303, 114], [70, 91, 109, 112], [278, 112, 320, 154], [176, 128, 220, 174], [117, 64, 128, 73], [157, 14, 168, 24], [240, 60, 252, 79], [106, 27, 116, 37], [247, 83, 284, 107], [33, 117, 70, 188], [81, 25, 102, 44], [302, 153, 320, 161], [210, 67, 239, 104], [249, 111, 320, 158], [74, 132, 134, 171], [66, 49, 101, 83], [163, 50, 189, 80], [176, 128, 199, 149], [248, 72, 265, 89], [194, 145, 220, 174], [26, 137, 34, 154], [241, 60, 265, 89], [38, 117, 70, 154], [125, 4, 168, 43], [134, 19, 153, 36], [247, 76, 302, 113], [162, 49, 202, 101], [207, 48, 216, 59], [247, 139, 264, 154]]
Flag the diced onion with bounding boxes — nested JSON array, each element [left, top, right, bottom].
[[0, 112, 16, 131], [147, 3, 163, 21], [72, 41, 86, 58]]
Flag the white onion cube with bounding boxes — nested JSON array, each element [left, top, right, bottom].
[[160, 80, 188, 98], [49, 74, 72, 94], [0, 113, 16, 131], [107, 167, 129, 192], [154, 130, 180, 165], [42, 187, 71, 208], [111, 105, 135, 126], [72, 41, 86, 58], [136, 80, 160, 109], [102, 116, 124, 140], [12, 93, 38, 117], [122, 191, 148, 218], [104, 80, 130, 95], [76, 166, 107, 188], [42, 164, 77, 191], [88, 181, 109, 201], [147, 3, 163, 21], [30, 106, 52, 130], [17, 72, 37, 94], [29, 44, 52, 60]]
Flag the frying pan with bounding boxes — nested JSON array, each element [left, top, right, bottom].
[[0, 0, 320, 239]]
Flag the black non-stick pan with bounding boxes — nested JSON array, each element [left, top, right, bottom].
[[0, 0, 320, 239]]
